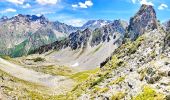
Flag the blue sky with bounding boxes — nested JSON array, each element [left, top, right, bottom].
[[0, 0, 170, 26]]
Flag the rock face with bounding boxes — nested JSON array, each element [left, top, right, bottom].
[[32, 20, 128, 54], [30, 19, 128, 70], [127, 4, 158, 40], [0, 14, 79, 57], [164, 20, 170, 32]]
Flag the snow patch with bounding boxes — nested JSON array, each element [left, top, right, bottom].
[[71, 62, 79, 67]]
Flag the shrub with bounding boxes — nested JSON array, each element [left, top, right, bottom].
[[33, 57, 45, 62], [111, 92, 126, 100]]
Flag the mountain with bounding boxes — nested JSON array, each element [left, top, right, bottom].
[[31, 19, 128, 70], [127, 4, 158, 40], [82, 20, 112, 30], [0, 16, 8, 22], [0, 14, 79, 57]]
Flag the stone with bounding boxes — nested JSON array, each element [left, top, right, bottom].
[[168, 71, 170, 77]]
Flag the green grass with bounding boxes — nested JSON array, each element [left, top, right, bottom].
[[114, 36, 145, 58], [109, 76, 126, 85], [111, 92, 126, 100], [132, 86, 165, 100], [0, 54, 11, 60], [70, 68, 100, 83], [10, 39, 29, 57], [31, 65, 75, 76]]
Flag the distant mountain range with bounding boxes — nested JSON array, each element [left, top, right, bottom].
[[0, 14, 113, 57]]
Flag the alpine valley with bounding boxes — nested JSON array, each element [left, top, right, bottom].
[[0, 4, 170, 100]]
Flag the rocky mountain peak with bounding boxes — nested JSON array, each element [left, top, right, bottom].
[[127, 4, 157, 40], [0, 16, 8, 21], [10, 14, 48, 24]]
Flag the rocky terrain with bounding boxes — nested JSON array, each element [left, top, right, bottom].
[[0, 4, 169, 100]]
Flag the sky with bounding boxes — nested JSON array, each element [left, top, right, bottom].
[[0, 0, 169, 27]]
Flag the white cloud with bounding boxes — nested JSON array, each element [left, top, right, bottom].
[[72, 4, 78, 8], [56, 15, 86, 27], [85, 0, 93, 6], [22, 3, 31, 8], [36, 11, 55, 16], [36, 0, 59, 5], [79, 2, 88, 8], [131, 0, 154, 6], [158, 4, 168, 10], [6, 0, 25, 5], [0, 8, 17, 13], [131, 0, 137, 4], [72, 0, 93, 9], [66, 19, 86, 27], [139, 0, 153, 6]]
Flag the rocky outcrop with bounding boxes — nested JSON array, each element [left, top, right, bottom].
[[69, 19, 127, 49], [69, 28, 92, 50], [52, 21, 80, 34], [91, 20, 127, 46], [164, 20, 170, 32], [127, 4, 158, 40]]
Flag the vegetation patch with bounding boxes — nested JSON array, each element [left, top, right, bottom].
[[0, 54, 11, 60], [33, 57, 45, 62], [109, 76, 126, 85], [114, 36, 145, 58], [111, 92, 126, 100], [10, 39, 29, 57], [70, 68, 100, 83], [26, 65, 75, 76], [132, 86, 165, 100]]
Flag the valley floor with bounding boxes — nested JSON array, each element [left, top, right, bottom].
[[0, 55, 99, 99]]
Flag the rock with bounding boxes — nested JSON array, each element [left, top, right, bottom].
[[168, 71, 170, 77], [127, 4, 157, 40], [166, 95, 170, 100], [146, 77, 155, 84], [146, 68, 155, 76], [130, 68, 133, 72]]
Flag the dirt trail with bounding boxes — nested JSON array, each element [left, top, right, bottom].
[[0, 58, 74, 94]]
